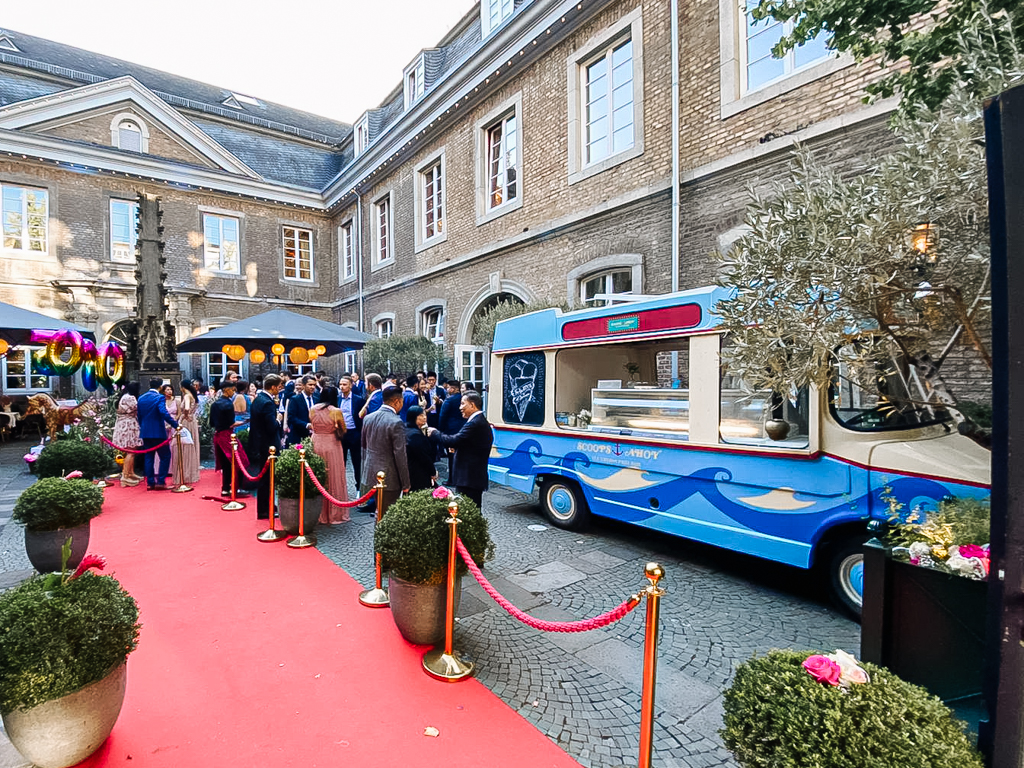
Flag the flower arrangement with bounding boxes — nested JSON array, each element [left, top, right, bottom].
[[0, 542, 140, 713], [885, 493, 990, 580], [722, 649, 984, 768], [374, 487, 495, 584]]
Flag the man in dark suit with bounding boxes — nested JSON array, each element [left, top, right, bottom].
[[336, 374, 365, 494], [424, 371, 446, 430], [249, 373, 283, 520], [428, 391, 493, 509], [136, 378, 179, 490], [359, 385, 410, 517], [284, 375, 317, 446], [438, 379, 466, 482]]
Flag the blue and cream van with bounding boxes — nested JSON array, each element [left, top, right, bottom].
[[486, 286, 990, 616]]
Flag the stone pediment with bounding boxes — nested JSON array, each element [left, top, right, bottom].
[[0, 76, 261, 179]]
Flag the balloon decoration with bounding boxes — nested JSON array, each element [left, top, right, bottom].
[[27, 329, 125, 392], [250, 349, 266, 364]]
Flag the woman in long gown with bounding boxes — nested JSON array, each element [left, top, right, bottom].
[[112, 382, 143, 487], [309, 385, 349, 524], [163, 384, 180, 480], [172, 380, 201, 485]]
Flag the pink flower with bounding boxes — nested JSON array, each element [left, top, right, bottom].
[[432, 486, 452, 500], [23, 454, 36, 463], [958, 544, 987, 560], [83, 437, 91, 442], [803, 655, 842, 686], [64, 470, 84, 480], [69, 554, 106, 581]]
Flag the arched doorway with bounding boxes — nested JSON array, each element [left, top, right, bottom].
[[454, 281, 532, 392]]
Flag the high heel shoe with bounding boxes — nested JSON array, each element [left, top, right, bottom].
[[120, 477, 140, 487]]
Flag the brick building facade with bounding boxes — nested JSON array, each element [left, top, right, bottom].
[[0, 0, 925, 393]]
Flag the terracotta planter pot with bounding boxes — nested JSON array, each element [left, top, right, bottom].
[[387, 572, 461, 646], [277, 495, 320, 535], [2, 662, 127, 768], [23, 523, 90, 573]]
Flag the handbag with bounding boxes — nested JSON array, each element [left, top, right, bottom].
[[334, 423, 346, 441]]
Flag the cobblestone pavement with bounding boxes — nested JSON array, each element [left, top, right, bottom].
[[0, 439, 859, 768]]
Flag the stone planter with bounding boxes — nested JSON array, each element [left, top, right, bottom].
[[277, 495, 320, 535], [23, 523, 90, 573], [2, 662, 127, 768], [388, 572, 461, 646], [861, 539, 987, 701]]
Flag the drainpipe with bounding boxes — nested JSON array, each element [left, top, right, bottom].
[[357, 195, 365, 334], [670, 0, 680, 294]]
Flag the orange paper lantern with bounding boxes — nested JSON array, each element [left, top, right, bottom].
[[227, 345, 245, 362], [289, 347, 309, 365], [0, 339, 8, 356], [271, 343, 285, 356], [250, 349, 266, 364], [315, 345, 326, 356], [307, 349, 319, 362], [221, 344, 233, 355]]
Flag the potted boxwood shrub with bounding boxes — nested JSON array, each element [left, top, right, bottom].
[[861, 495, 989, 701], [722, 649, 984, 768], [35, 439, 115, 481], [0, 550, 141, 768], [374, 487, 494, 645], [275, 439, 328, 535], [13, 476, 104, 572]]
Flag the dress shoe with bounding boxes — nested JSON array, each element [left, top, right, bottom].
[[356, 504, 377, 514], [147, 483, 169, 491], [120, 477, 140, 487]]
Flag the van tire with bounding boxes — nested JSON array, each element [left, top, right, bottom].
[[826, 536, 868, 621], [539, 478, 589, 530]]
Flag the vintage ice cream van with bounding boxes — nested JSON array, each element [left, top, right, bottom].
[[486, 286, 990, 616]]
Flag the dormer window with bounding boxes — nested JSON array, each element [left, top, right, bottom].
[[109, 113, 149, 153], [404, 56, 425, 109], [354, 114, 370, 157], [0, 34, 20, 52], [222, 92, 263, 110], [482, 0, 514, 37]]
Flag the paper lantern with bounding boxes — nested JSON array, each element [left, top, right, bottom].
[[289, 347, 309, 365], [0, 339, 8, 356], [250, 349, 266, 364], [227, 345, 245, 362], [315, 345, 326, 356], [307, 349, 319, 362], [271, 343, 285, 356], [222, 344, 233, 355]]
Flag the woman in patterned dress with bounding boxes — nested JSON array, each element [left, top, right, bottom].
[[112, 382, 143, 487]]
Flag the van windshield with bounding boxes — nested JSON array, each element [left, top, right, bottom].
[[830, 356, 953, 432]]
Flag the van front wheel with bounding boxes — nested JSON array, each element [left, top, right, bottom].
[[539, 478, 589, 530], [826, 537, 868, 620]]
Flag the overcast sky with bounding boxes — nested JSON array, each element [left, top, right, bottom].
[[0, 0, 476, 125]]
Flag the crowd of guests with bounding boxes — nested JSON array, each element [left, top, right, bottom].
[[112, 368, 495, 524]]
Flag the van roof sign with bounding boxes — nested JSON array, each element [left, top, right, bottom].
[[563, 304, 701, 341]]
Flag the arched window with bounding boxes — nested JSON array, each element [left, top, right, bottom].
[[109, 113, 150, 153], [567, 254, 643, 308]]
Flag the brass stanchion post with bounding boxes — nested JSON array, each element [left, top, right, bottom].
[[422, 500, 474, 681], [287, 444, 315, 548], [359, 471, 390, 606], [638, 562, 665, 768], [257, 447, 286, 542], [222, 434, 246, 510], [172, 427, 192, 493]]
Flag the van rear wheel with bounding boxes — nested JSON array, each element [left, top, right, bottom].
[[826, 537, 868, 621], [539, 478, 589, 530]]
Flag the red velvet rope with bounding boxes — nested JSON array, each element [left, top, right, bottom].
[[455, 538, 641, 633], [101, 434, 174, 454], [302, 461, 376, 508], [232, 450, 270, 482]]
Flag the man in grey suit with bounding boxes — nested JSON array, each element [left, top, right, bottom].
[[360, 385, 410, 516]]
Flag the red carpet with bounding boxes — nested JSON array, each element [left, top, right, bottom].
[[74, 471, 582, 768]]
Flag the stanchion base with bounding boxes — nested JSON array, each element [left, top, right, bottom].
[[172, 484, 193, 494], [358, 587, 390, 607], [221, 500, 247, 511], [286, 534, 317, 548], [106, 472, 122, 480], [256, 528, 289, 542], [94, 480, 110, 488], [422, 649, 474, 681]]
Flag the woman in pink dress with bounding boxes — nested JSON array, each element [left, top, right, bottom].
[[163, 384, 181, 481], [309, 385, 349, 524], [172, 380, 201, 485]]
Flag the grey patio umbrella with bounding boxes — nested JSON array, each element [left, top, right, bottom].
[[175, 309, 372, 355], [0, 300, 96, 346]]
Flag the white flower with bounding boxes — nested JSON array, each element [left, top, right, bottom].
[[827, 649, 870, 686], [908, 542, 932, 558]]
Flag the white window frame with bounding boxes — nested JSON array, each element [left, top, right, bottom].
[[404, 55, 426, 109], [201, 211, 242, 275], [719, 0, 847, 118], [375, 316, 394, 339], [417, 299, 447, 345], [354, 114, 370, 157], [414, 149, 446, 252], [455, 344, 488, 392], [566, 9, 645, 186], [282, 226, 314, 282], [475, 92, 524, 225], [371, 192, 394, 270], [481, 0, 514, 37], [109, 112, 150, 153], [344, 350, 357, 373], [566, 254, 643, 307], [1, 183, 48, 256], [205, 352, 244, 386], [339, 220, 355, 284], [1, 346, 53, 393], [108, 199, 137, 264]]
